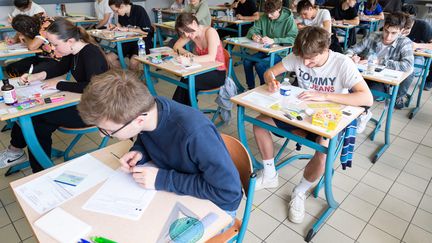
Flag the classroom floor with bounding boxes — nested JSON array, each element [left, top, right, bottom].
[[0, 64, 432, 243]]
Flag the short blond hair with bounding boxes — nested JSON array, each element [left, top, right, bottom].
[[78, 69, 155, 125]]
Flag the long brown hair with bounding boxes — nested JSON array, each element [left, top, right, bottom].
[[175, 13, 199, 37], [365, 0, 378, 11], [47, 18, 96, 45]]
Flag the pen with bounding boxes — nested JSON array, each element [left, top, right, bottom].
[[271, 71, 279, 86], [26, 64, 33, 84], [110, 152, 120, 159], [79, 239, 91, 243], [90, 236, 117, 243]]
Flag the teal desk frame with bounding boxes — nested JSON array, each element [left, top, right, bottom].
[[407, 53, 432, 119]]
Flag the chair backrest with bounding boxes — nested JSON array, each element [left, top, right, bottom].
[[221, 133, 253, 194]]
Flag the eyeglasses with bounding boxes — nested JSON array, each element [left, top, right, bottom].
[[98, 113, 147, 138]]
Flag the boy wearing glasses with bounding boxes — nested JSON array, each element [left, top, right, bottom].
[[78, 70, 242, 217]]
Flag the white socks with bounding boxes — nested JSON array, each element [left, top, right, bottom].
[[293, 177, 313, 195], [263, 158, 277, 178]]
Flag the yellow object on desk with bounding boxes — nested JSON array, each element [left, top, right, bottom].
[[311, 109, 342, 131]]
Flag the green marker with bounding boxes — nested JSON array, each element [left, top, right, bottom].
[[90, 236, 117, 243]]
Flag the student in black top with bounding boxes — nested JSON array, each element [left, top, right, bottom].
[[0, 18, 109, 172], [106, 0, 153, 70], [379, 0, 402, 13], [217, 0, 260, 39], [402, 5, 432, 90], [330, 0, 359, 47]]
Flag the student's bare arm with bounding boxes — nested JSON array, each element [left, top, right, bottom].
[[26, 37, 44, 51], [264, 62, 289, 92], [238, 12, 260, 21], [173, 36, 193, 55], [323, 20, 332, 33], [96, 13, 111, 28]]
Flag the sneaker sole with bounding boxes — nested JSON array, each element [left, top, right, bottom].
[[0, 154, 27, 169], [288, 213, 304, 224]]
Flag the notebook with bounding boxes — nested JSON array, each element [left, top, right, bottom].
[[35, 207, 91, 243]]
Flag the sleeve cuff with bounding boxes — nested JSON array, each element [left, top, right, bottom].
[[155, 169, 169, 191]]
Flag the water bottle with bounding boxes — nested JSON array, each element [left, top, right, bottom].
[[55, 3, 62, 16], [1, 79, 17, 105], [138, 38, 146, 57], [367, 52, 377, 75], [358, 0, 364, 16], [157, 9, 162, 24], [226, 9, 230, 18], [279, 78, 292, 108]]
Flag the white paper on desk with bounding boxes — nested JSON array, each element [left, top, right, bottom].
[[241, 91, 279, 108], [171, 60, 203, 70], [9, 78, 60, 98], [15, 154, 114, 214], [270, 86, 305, 105], [82, 166, 157, 220]]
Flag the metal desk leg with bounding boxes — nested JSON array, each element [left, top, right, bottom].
[[158, 28, 164, 47], [238, 24, 242, 37], [372, 85, 399, 163], [343, 28, 349, 50], [116, 42, 127, 69], [143, 64, 157, 96], [18, 116, 54, 169], [153, 28, 158, 48], [227, 44, 245, 92], [0, 67, 4, 80], [237, 106, 260, 169], [269, 53, 275, 66], [410, 57, 432, 119], [188, 75, 199, 109], [305, 137, 338, 242]]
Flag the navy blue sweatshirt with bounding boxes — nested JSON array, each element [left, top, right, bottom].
[[130, 97, 242, 211]]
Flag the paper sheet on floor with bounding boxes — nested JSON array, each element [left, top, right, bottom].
[[15, 154, 114, 214], [82, 165, 157, 220]]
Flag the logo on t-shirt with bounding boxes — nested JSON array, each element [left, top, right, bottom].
[[299, 68, 336, 93]]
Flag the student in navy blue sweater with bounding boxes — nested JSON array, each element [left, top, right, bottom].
[[77, 69, 243, 215]]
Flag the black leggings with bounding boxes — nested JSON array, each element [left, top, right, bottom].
[[173, 70, 226, 106], [10, 106, 86, 173]]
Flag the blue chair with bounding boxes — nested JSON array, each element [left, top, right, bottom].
[[57, 126, 109, 161], [207, 133, 256, 243]]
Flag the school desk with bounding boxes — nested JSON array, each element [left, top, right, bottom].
[[231, 85, 364, 241], [224, 37, 292, 92], [0, 91, 81, 176], [209, 5, 230, 16], [0, 25, 15, 40], [0, 46, 42, 80], [406, 50, 432, 119], [10, 140, 232, 243], [152, 21, 175, 48], [152, 8, 182, 23], [212, 16, 254, 37], [88, 30, 145, 69], [358, 16, 381, 34], [332, 23, 358, 50], [360, 66, 412, 163], [67, 17, 99, 27], [135, 51, 223, 109]]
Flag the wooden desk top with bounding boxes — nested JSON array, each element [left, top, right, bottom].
[[223, 38, 292, 54], [135, 51, 223, 77], [231, 85, 364, 139], [159, 8, 183, 14], [332, 23, 358, 29], [209, 5, 230, 11], [88, 30, 144, 43], [0, 49, 41, 58], [212, 16, 254, 24], [153, 21, 176, 30], [359, 65, 412, 85], [10, 141, 232, 243], [67, 17, 99, 24], [414, 49, 432, 58], [360, 17, 381, 22], [0, 91, 80, 121], [0, 25, 13, 31]]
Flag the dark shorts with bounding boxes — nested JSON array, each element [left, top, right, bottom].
[[272, 118, 319, 142]]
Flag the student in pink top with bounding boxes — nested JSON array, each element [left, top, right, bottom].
[[173, 13, 226, 106]]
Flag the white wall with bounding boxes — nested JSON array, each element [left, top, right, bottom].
[[0, 0, 228, 25]]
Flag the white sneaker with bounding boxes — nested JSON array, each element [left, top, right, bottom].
[[0, 148, 27, 169], [356, 110, 372, 134], [288, 191, 306, 224], [254, 170, 279, 191]]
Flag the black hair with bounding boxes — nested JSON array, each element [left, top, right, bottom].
[[13, 0, 31, 9], [297, 0, 314, 13], [108, 0, 131, 8], [384, 12, 406, 30], [11, 14, 40, 39], [401, 4, 418, 16]]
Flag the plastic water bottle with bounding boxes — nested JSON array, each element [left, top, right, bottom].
[[358, 1, 365, 16], [226, 9, 230, 18], [138, 38, 146, 57], [55, 3, 62, 16], [157, 9, 162, 24], [279, 78, 292, 108], [367, 52, 377, 75]]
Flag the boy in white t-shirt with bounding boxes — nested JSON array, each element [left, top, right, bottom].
[[296, 0, 331, 33], [95, 0, 113, 28], [253, 26, 373, 224], [10, 0, 45, 21]]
